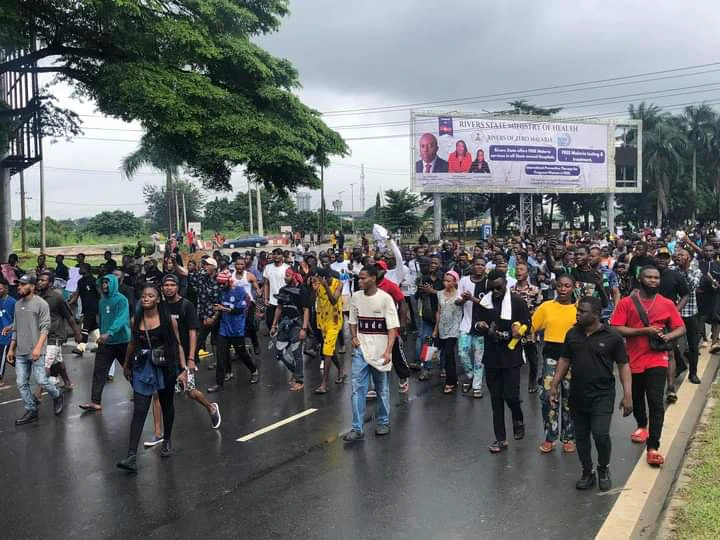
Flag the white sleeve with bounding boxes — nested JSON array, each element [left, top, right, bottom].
[[389, 239, 405, 284]]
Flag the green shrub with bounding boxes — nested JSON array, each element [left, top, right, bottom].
[[27, 233, 62, 248]]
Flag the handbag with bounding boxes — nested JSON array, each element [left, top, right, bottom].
[[630, 294, 673, 352], [420, 339, 439, 364], [144, 323, 168, 367]]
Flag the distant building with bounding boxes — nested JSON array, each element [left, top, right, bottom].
[[296, 192, 312, 212]]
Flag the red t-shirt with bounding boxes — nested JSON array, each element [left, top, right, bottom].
[[378, 278, 405, 305], [610, 294, 684, 374]]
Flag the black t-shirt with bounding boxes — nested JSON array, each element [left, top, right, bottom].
[[628, 255, 655, 280], [659, 268, 689, 304], [561, 324, 628, 412], [41, 289, 73, 343], [278, 284, 311, 319], [104, 258, 118, 272], [165, 298, 200, 357], [77, 275, 100, 316], [55, 262, 69, 281]]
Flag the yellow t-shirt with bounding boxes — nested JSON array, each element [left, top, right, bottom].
[[531, 301, 577, 344]]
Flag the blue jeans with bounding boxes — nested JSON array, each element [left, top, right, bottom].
[[458, 333, 485, 390], [416, 319, 435, 368], [16, 354, 60, 413], [351, 349, 390, 433]]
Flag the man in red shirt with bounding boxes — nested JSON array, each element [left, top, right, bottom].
[[375, 260, 410, 393], [610, 266, 685, 466]]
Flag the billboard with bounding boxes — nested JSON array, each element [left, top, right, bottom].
[[411, 112, 641, 194]]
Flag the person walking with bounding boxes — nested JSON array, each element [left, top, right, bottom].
[[433, 270, 462, 394], [457, 257, 488, 398], [610, 266, 686, 466], [78, 274, 131, 412], [550, 296, 633, 491], [532, 274, 577, 454], [5, 274, 64, 425], [343, 264, 399, 442], [70, 263, 100, 356], [117, 284, 188, 472], [0, 277, 16, 382]]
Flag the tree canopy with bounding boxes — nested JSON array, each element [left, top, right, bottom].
[[1, 0, 347, 191], [143, 179, 204, 232], [84, 210, 145, 236]]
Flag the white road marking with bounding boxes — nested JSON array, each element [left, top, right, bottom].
[[0, 384, 12, 391], [0, 397, 21, 406], [236, 408, 318, 442]]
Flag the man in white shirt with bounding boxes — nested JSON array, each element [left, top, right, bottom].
[[344, 264, 399, 442], [457, 258, 489, 398], [263, 248, 290, 331]]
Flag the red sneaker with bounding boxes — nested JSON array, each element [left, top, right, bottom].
[[631, 428, 649, 444], [647, 449, 665, 466]]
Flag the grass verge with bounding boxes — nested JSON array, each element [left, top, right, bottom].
[[670, 382, 720, 539]]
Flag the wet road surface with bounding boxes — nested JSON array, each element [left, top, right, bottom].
[[0, 339, 643, 539]]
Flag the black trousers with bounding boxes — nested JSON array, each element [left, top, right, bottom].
[[523, 341, 538, 386], [392, 337, 411, 380], [485, 366, 523, 441], [91, 343, 128, 404], [128, 387, 175, 455], [215, 334, 256, 386], [632, 367, 667, 450], [438, 337, 458, 386], [682, 314, 701, 377], [265, 304, 277, 331], [80, 314, 99, 343], [571, 398, 613, 472], [246, 303, 259, 350], [196, 323, 218, 358]]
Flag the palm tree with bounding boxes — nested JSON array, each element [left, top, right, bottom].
[[121, 135, 183, 236], [682, 105, 716, 221], [629, 103, 686, 226]]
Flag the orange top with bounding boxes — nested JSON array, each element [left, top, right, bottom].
[[448, 151, 473, 173]]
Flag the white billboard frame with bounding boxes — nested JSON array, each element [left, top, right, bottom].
[[410, 111, 642, 194]]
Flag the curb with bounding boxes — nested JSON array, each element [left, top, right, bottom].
[[595, 350, 720, 539]]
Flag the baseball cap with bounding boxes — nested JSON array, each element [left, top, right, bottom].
[[203, 257, 218, 268], [18, 274, 37, 285], [657, 247, 671, 257], [162, 274, 179, 284], [375, 260, 389, 271]]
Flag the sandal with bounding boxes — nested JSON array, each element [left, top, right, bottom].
[[78, 403, 102, 411], [314, 387, 328, 395], [488, 440, 509, 454], [647, 449, 665, 466], [335, 374, 347, 384], [443, 384, 457, 394], [290, 382, 304, 392], [472, 389, 483, 399], [462, 382, 472, 393]]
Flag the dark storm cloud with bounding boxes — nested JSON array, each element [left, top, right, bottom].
[[260, 0, 720, 112]]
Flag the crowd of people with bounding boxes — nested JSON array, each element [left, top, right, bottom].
[[0, 224, 717, 490]]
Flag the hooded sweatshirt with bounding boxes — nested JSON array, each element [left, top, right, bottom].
[[99, 274, 131, 345]]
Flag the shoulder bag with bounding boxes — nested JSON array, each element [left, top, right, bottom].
[[629, 294, 673, 352]]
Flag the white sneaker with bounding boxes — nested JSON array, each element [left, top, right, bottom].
[[143, 434, 164, 448]]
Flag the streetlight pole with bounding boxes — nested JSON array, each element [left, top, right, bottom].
[[349, 182, 356, 234]]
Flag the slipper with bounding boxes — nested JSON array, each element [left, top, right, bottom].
[[314, 387, 328, 394], [462, 382, 471, 393], [443, 384, 457, 395], [78, 403, 102, 411], [335, 375, 347, 384]]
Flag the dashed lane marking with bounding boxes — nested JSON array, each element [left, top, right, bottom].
[[236, 408, 318, 442]]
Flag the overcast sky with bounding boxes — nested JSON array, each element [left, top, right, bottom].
[[14, 0, 720, 221]]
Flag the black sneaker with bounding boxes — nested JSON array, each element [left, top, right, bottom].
[[72, 348, 83, 357], [15, 410, 39, 426], [375, 424, 391, 436], [576, 470, 597, 490], [210, 403, 221, 429], [513, 421, 525, 441], [598, 466, 611, 491], [160, 439, 172, 458], [53, 393, 64, 416], [207, 384, 223, 393], [689, 374, 701, 384], [117, 454, 137, 473], [342, 430, 364, 443]]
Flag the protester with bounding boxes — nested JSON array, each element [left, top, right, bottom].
[[456, 257, 488, 398], [0, 277, 15, 381], [433, 270, 462, 394], [69, 263, 100, 356]]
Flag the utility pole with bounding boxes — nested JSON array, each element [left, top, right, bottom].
[[166, 170, 173, 237], [19, 170, 27, 252], [349, 182, 356, 234], [182, 191, 188, 233], [320, 165, 326, 240], [39, 157, 46, 252], [174, 188, 181, 235], [692, 149, 697, 223], [360, 163, 365, 213], [256, 183, 264, 237], [248, 183, 254, 234]]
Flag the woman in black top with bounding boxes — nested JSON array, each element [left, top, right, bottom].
[[117, 284, 187, 473]]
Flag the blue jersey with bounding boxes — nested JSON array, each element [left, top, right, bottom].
[[218, 286, 249, 337], [0, 295, 16, 345]]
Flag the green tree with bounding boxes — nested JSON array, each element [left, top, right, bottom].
[[382, 189, 422, 233], [1, 0, 347, 191], [204, 197, 242, 231], [84, 210, 144, 236], [143, 179, 205, 233]]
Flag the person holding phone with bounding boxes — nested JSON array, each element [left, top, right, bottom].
[[550, 296, 632, 491]]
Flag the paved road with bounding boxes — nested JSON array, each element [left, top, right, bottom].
[[0, 337, 644, 539]]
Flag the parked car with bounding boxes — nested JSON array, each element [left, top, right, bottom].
[[222, 235, 269, 249]]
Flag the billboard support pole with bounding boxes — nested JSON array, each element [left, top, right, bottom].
[[433, 193, 442, 241], [606, 193, 615, 233]]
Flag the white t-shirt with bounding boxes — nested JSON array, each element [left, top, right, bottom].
[[330, 261, 351, 295], [263, 263, 289, 306], [349, 289, 400, 372], [458, 275, 487, 334]]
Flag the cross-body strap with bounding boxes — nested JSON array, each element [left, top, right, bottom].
[[630, 293, 651, 327]]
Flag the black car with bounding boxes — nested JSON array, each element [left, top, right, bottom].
[[222, 235, 269, 249]]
